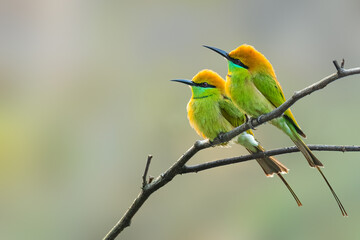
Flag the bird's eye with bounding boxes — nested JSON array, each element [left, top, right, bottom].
[[232, 58, 249, 69], [201, 82, 208, 87]]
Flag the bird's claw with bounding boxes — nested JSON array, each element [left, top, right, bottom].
[[247, 117, 257, 130], [257, 115, 263, 123], [211, 132, 227, 145], [247, 116, 264, 130], [217, 132, 226, 141]]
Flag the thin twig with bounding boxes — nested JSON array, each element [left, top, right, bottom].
[[142, 155, 153, 188], [102, 63, 360, 240], [333, 60, 342, 72], [341, 59, 345, 68]]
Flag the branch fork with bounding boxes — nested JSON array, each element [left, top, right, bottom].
[[333, 59, 345, 75]]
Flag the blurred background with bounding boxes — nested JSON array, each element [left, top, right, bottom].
[[0, 0, 360, 239]]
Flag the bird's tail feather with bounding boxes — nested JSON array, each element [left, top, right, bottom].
[[316, 166, 348, 216], [246, 146, 302, 207], [288, 124, 347, 216], [253, 145, 288, 176], [291, 134, 323, 167], [277, 173, 302, 207]]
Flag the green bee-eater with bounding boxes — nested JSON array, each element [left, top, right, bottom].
[[172, 69, 302, 206], [204, 44, 347, 216]]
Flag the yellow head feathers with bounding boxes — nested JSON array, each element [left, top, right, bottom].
[[229, 44, 276, 77], [192, 69, 226, 94]]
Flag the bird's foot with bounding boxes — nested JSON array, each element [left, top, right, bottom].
[[257, 115, 264, 124], [247, 115, 264, 130], [247, 117, 257, 130], [211, 132, 227, 145]]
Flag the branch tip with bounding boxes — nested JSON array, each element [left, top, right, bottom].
[[142, 155, 153, 188], [148, 176, 154, 184]]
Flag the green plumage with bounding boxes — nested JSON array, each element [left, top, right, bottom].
[[211, 44, 346, 215], [173, 69, 301, 206]]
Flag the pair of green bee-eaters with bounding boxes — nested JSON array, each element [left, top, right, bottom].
[[172, 44, 347, 216]]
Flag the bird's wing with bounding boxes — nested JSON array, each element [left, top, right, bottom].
[[218, 96, 245, 127], [218, 96, 255, 134], [252, 73, 286, 108], [219, 96, 258, 145], [253, 73, 306, 137]]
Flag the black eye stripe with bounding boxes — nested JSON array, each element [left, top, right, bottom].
[[196, 82, 216, 88], [230, 57, 249, 69]]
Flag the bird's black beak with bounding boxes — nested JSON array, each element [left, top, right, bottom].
[[203, 45, 231, 61], [171, 79, 196, 86], [203, 45, 248, 69]]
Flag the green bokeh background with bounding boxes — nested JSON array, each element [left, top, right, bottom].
[[1, 0, 360, 239]]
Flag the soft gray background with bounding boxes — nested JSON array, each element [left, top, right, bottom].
[[0, 0, 360, 239]]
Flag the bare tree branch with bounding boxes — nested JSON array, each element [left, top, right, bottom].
[[103, 143, 205, 240], [181, 145, 360, 173], [103, 62, 360, 240]]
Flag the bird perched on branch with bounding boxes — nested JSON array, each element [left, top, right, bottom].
[[172, 69, 302, 206], [203, 44, 347, 216]]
